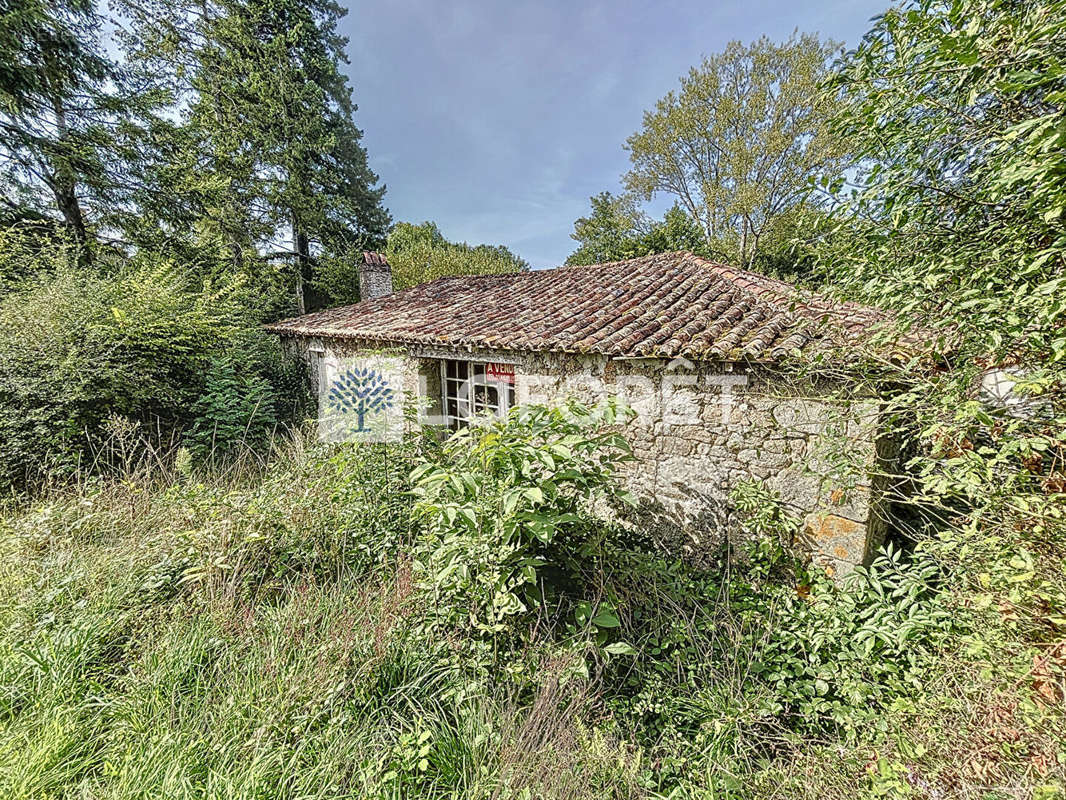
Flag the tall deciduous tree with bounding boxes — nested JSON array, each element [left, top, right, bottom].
[[624, 33, 845, 267], [565, 192, 644, 266], [565, 193, 706, 266]]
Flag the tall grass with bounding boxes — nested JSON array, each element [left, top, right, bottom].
[[0, 436, 641, 799], [0, 430, 1061, 799]]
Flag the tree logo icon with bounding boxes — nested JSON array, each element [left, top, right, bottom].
[[327, 366, 395, 433]]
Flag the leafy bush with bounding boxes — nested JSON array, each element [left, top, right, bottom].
[[726, 482, 954, 732], [739, 545, 952, 730], [591, 482, 955, 782], [819, 0, 1066, 541], [0, 224, 79, 292], [0, 231, 298, 488], [185, 356, 279, 462], [410, 400, 635, 640]]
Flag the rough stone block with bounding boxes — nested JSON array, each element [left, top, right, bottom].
[[802, 512, 871, 573], [817, 484, 872, 523]]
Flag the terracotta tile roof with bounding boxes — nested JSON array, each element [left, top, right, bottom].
[[266, 251, 902, 361]]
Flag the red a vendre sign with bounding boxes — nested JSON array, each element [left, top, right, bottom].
[[485, 362, 515, 384]]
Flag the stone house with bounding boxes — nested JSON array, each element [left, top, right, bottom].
[[267, 250, 903, 575]]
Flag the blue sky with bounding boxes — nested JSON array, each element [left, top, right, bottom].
[[342, 0, 888, 268]]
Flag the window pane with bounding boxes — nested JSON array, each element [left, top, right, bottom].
[[475, 385, 499, 409], [442, 359, 520, 427], [447, 384, 470, 405], [441, 360, 470, 429]]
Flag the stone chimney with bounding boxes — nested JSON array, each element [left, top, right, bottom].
[[359, 251, 393, 301]]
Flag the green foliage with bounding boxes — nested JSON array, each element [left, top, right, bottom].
[[595, 483, 952, 774], [385, 220, 527, 291], [0, 424, 1061, 797], [0, 0, 120, 244], [185, 356, 278, 462], [0, 222, 78, 291], [639, 205, 709, 260], [624, 33, 847, 267], [566, 193, 830, 282], [410, 400, 635, 639], [728, 478, 800, 549], [740, 545, 952, 730], [565, 192, 646, 265], [817, 0, 1066, 580], [565, 194, 707, 266], [3, 0, 391, 311], [141, 442, 418, 600], [175, 0, 390, 309], [0, 229, 287, 488], [0, 439, 643, 800], [0, 0, 108, 115], [823, 0, 1066, 369]]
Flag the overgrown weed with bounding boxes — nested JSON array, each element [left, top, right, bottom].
[[1, 413, 1063, 798]]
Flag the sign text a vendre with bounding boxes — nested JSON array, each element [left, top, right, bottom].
[[485, 362, 515, 384]]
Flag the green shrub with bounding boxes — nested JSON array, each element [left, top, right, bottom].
[[724, 482, 955, 729], [589, 481, 955, 787], [0, 224, 79, 293], [739, 544, 952, 730], [185, 356, 279, 462], [0, 231, 296, 489], [410, 400, 635, 642]]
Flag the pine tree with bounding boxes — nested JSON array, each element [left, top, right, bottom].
[[0, 0, 114, 242], [120, 0, 390, 310]]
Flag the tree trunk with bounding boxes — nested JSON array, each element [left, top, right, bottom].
[[49, 101, 89, 247], [201, 1, 244, 276], [293, 218, 314, 315], [51, 176, 88, 244]]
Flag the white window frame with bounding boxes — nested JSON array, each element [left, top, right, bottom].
[[440, 359, 516, 430]]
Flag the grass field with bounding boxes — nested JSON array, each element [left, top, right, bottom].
[[0, 431, 1062, 799]]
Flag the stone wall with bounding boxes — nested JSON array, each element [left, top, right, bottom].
[[286, 337, 891, 576], [512, 351, 889, 576]]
